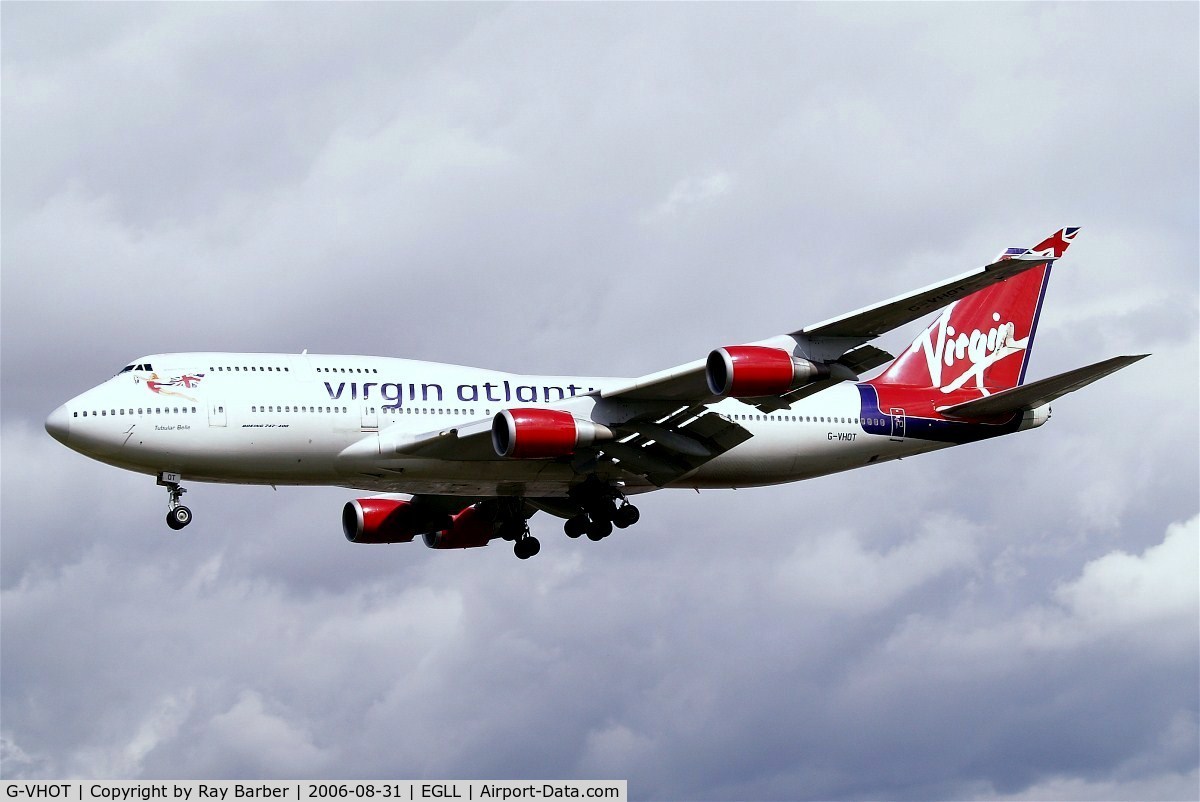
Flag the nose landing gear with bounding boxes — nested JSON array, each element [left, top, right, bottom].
[[157, 472, 192, 530]]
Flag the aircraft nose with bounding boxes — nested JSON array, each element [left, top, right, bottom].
[[45, 404, 70, 445]]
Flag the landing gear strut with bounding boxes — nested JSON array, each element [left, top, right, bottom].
[[483, 498, 541, 559], [158, 471, 192, 530], [498, 517, 541, 559]]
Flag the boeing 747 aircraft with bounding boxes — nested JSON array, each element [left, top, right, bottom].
[[46, 228, 1145, 558]]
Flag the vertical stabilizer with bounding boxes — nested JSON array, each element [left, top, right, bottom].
[[868, 228, 1078, 406]]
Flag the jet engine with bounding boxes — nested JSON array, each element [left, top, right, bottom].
[[492, 408, 613, 458], [706, 345, 828, 397], [342, 497, 451, 544], [422, 504, 495, 549]]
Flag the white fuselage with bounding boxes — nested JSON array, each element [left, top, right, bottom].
[[47, 352, 946, 497]]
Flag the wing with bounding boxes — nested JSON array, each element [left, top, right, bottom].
[[603, 228, 1075, 404], [798, 227, 1078, 341], [584, 229, 1076, 480]]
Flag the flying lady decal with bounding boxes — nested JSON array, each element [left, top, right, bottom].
[[137, 373, 206, 403]]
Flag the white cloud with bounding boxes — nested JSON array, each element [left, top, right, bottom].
[[772, 514, 980, 613], [1056, 515, 1199, 632], [641, 171, 733, 223], [196, 691, 329, 778], [72, 692, 196, 779], [983, 767, 1200, 802]]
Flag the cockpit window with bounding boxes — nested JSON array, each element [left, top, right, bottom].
[[118, 363, 154, 375]]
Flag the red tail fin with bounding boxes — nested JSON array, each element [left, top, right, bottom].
[[869, 228, 1077, 405]]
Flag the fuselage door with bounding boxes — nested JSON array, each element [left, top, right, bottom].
[[889, 407, 906, 441], [361, 404, 378, 431], [208, 402, 227, 427]]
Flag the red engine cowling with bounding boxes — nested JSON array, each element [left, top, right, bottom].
[[706, 345, 826, 397], [422, 504, 495, 549], [491, 408, 613, 458], [342, 498, 452, 544]]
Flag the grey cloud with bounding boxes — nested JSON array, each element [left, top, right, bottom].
[[3, 2, 1197, 799]]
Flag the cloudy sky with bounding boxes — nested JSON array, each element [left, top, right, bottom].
[[2, 3, 1197, 799]]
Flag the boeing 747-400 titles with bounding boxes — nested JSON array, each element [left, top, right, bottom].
[[46, 227, 1146, 558]]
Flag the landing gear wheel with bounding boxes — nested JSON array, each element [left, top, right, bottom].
[[586, 519, 613, 541], [167, 505, 192, 530], [612, 504, 640, 529], [158, 472, 191, 531], [564, 515, 588, 539], [515, 536, 541, 560]]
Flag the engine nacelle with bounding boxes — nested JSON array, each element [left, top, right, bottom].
[[706, 345, 828, 397], [342, 497, 453, 544], [492, 408, 613, 459], [1019, 404, 1051, 431], [422, 505, 495, 549]]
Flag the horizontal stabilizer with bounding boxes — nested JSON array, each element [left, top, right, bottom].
[[937, 354, 1148, 418]]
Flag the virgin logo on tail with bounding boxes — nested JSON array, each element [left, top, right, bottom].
[[912, 305, 1027, 396]]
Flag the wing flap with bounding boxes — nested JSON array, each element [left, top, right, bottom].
[[597, 406, 753, 486], [937, 354, 1148, 418]]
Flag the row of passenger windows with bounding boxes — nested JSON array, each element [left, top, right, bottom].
[[207, 366, 382, 374], [75, 407, 197, 418], [249, 406, 482, 416], [728, 414, 888, 426]]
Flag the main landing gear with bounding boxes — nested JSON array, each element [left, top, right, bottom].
[[498, 520, 540, 560], [489, 498, 541, 560], [158, 471, 192, 530], [564, 481, 640, 543]]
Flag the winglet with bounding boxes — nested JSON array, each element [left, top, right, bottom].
[[1024, 227, 1081, 260]]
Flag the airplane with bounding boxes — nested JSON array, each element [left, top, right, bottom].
[[45, 227, 1146, 559]]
